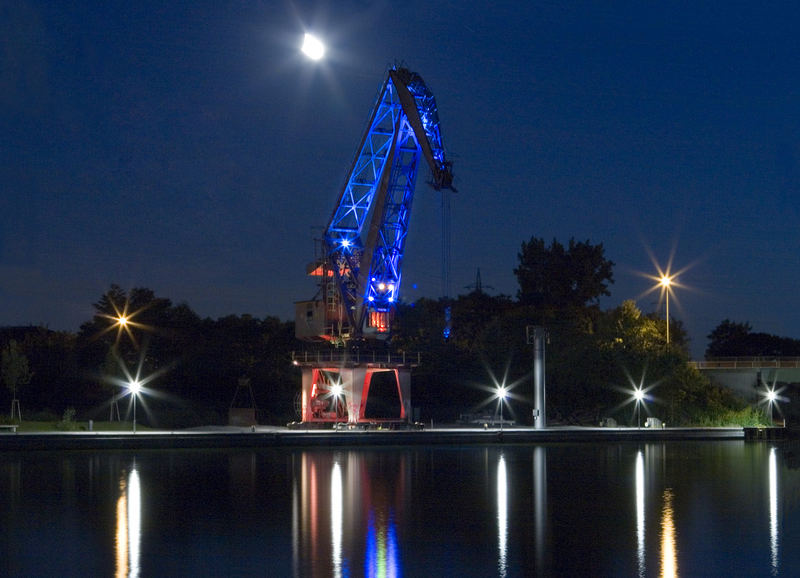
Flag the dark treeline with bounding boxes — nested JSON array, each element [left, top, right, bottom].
[[0, 286, 299, 427], [706, 320, 800, 358], [1, 236, 793, 427]]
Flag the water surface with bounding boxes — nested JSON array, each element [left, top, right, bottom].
[[2, 441, 798, 576]]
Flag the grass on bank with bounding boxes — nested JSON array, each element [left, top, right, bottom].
[[0, 408, 153, 432], [3, 420, 153, 433]]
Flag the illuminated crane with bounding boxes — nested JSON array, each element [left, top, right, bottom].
[[296, 66, 454, 344], [293, 65, 453, 426]]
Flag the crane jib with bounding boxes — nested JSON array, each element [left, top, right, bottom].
[[298, 66, 453, 345]]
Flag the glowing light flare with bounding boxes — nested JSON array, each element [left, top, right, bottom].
[[105, 344, 174, 429], [760, 384, 787, 425], [301, 33, 325, 60], [468, 360, 528, 424], [609, 367, 662, 426], [95, 296, 154, 348], [635, 247, 696, 346]]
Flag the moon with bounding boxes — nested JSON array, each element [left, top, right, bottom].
[[301, 33, 325, 61]]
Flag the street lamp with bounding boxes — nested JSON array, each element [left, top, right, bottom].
[[766, 388, 777, 426], [633, 387, 645, 428], [129, 379, 141, 433], [497, 386, 508, 430], [659, 275, 673, 345], [331, 383, 342, 426]]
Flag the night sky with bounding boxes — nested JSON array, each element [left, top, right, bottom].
[[3, 1, 799, 358]]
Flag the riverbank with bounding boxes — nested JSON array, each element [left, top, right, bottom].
[[0, 425, 753, 451]]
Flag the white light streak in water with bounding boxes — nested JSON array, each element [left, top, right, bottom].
[[636, 451, 645, 578], [769, 447, 779, 576], [116, 467, 141, 578], [331, 461, 343, 578], [497, 454, 508, 578], [128, 468, 141, 578], [660, 488, 677, 578]]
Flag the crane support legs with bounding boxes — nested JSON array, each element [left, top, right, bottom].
[[298, 362, 411, 426]]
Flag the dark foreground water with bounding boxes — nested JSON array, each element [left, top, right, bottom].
[[2, 440, 799, 577]]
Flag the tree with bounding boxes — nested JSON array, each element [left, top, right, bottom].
[[514, 237, 614, 313], [2, 340, 32, 419], [705, 320, 800, 358]]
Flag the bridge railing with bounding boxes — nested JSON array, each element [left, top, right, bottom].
[[291, 350, 421, 367], [690, 357, 800, 369]]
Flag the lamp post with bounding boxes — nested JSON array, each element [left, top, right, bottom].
[[331, 383, 342, 427], [129, 379, 141, 433], [497, 386, 508, 430], [766, 388, 777, 426], [633, 387, 645, 428], [659, 275, 673, 345]]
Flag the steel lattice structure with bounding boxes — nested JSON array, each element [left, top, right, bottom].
[[318, 66, 454, 342]]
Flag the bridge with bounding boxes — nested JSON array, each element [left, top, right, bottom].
[[690, 357, 800, 400]]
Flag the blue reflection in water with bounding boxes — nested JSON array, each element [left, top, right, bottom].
[[365, 510, 399, 578]]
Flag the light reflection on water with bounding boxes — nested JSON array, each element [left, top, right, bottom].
[[115, 466, 141, 578], [1, 442, 799, 576], [770, 447, 779, 576], [330, 460, 343, 578], [660, 488, 677, 578], [636, 450, 645, 578], [497, 453, 508, 578]]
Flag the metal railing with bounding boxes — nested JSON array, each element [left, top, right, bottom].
[[291, 350, 421, 366], [690, 357, 800, 370]]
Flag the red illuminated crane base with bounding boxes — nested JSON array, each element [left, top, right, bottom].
[[292, 351, 418, 427]]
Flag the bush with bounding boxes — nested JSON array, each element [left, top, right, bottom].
[[694, 406, 768, 428], [56, 407, 79, 431]]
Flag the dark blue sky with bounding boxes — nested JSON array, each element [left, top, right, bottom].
[[2, 1, 799, 357]]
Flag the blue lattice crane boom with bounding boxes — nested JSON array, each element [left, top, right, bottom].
[[296, 66, 454, 344]]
